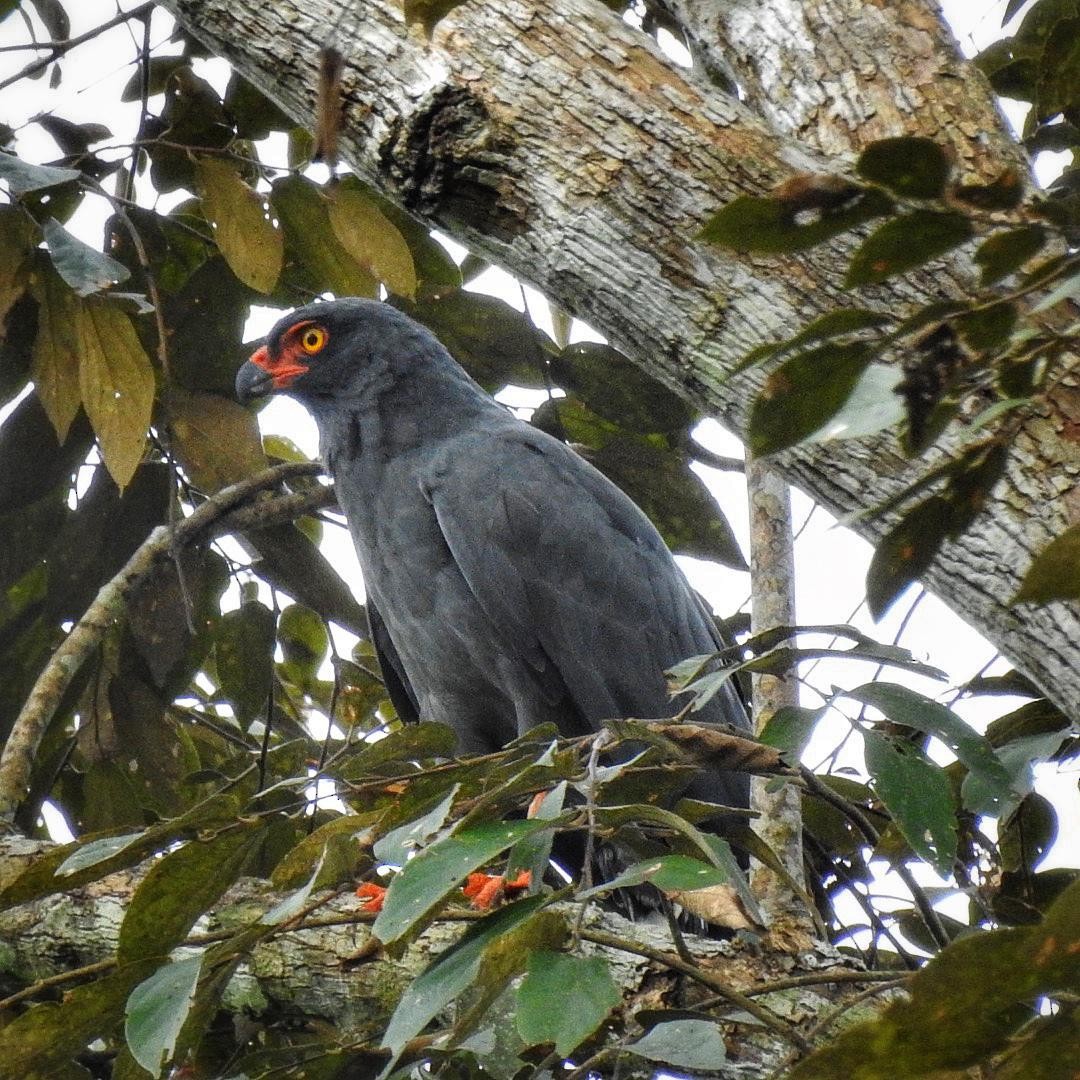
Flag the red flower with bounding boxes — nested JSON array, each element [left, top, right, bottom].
[[462, 870, 532, 910], [355, 882, 388, 912]]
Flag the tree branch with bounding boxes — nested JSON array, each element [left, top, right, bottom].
[[0, 836, 892, 1068], [0, 462, 324, 824]]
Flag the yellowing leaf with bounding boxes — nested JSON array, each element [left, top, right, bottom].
[[195, 156, 282, 294], [165, 387, 266, 492], [271, 175, 378, 298], [77, 300, 155, 489], [0, 205, 35, 333], [327, 181, 417, 299], [31, 267, 83, 441]]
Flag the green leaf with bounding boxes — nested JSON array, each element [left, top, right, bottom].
[[76, 299, 155, 490], [550, 341, 692, 436], [994, 1010, 1080, 1080], [628, 1018, 728, 1070], [1035, 16, 1080, 120], [788, 878, 1080, 1079], [215, 600, 276, 723], [287, 126, 315, 169], [700, 185, 892, 253], [759, 705, 824, 760], [0, 151, 80, 195], [398, 288, 549, 390], [0, 967, 147, 1076], [195, 157, 282, 294], [118, 827, 263, 964], [240, 524, 368, 640], [944, 441, 1009, 538], [452, 910, 568, 1044], [787, 307, 893, 348], [866, 496, 953, 619], [223, 71, 293, 140], [593, 804, 759, 920], [43, 218, 130, 296], [34, 116, 110, 155], [374, 786, 459, 866], [1031, 261, 1080, 313], [846, 683, 1015, 815], [124, 955, 203, 1077], [580, 853, 729, 899], [165, 387, 267, 492], [373, 819, 552, 944], [271, 812, 376, 889], [120, 55, 190, 101], [955, 301, 1018, 352], [806, 362, 905, 443], [1014, 524, 1080, 603], [1000, 793, 1057, 874], [339, 721, 459, 780], [856, 137, 952, 199], [55, 832, 146, 876], [863, 730, 957, 874], [974, 225, 1047, 286], [271, 175, 378, 298], [586, 431, 747, 569], [327, 179, 417, 299], [0, 204, 34, 323], [277, 602, 329, 685], [846, 211, 973, 286], [516, 951, 621, 1055], [30, 266, 82, 441], [381, 895, 550, 1062], [262, 846, 328, 925], [164, 256, 256, 395], [748, 341, 875, 455]]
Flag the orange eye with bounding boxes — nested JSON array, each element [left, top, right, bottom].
[[299, 326, 328, 354]]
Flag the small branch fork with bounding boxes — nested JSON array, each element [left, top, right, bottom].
[[0, 462, 328, 826], [0, 1, 155, 93]]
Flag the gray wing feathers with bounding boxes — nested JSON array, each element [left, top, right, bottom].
[[426, 429, 746, 730]]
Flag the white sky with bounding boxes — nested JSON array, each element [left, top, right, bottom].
[[2, 0, 1076, 929]]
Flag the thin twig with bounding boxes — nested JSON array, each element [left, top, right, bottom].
[[685, 434, 745, 473], [571, 729, 611, 943], [579, 926, 812, 1051], [0, 2, 154, 92], [566, 1047, 619, 1079], [798, 766, 950, 952], [0, 957, 117, 1011]]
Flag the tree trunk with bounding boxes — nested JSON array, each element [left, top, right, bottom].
[[161, 0, 1080, 716]]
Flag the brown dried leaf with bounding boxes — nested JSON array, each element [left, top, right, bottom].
[[665, 883, 758, 930], [653, 722, 785, 774]]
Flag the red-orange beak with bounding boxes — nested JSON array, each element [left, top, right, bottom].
[[235, 343, 310, 403]]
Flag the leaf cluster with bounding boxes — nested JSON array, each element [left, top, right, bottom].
[[702, 112, 1080, 614]]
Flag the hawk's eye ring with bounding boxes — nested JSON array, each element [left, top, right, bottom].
[[300, 326, 328, 354]]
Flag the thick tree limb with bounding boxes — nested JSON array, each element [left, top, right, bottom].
[[0, 463, 329, 824], [159, 0, 1080, 715], [0, 836, 888, 1075]]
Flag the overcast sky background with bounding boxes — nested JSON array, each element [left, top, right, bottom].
[[2, 0, 1076, 926]]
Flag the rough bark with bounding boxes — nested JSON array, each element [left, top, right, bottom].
[[0, 838, 897, 1076], [160, 0, 1080, 715]]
